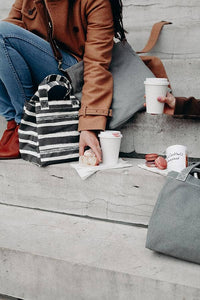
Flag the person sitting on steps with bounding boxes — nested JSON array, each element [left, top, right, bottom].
[[0, 0, 126, 160]]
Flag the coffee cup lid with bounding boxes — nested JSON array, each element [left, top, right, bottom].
[[98, 130, 122, 138], [144, 77, 169, 86]]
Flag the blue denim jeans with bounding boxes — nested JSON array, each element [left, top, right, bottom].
[[0, 21, 78, 124]]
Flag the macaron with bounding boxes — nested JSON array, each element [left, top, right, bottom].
[[145, 161, 156, 168], [155, 156, 167, 170], [145, 153, 158, 162], [145, 153, 158, 168]]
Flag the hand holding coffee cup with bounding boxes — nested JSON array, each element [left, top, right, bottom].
[[98, 131, 122, 166], [157, 92, 176, 115], [144, 78, 169, 114]]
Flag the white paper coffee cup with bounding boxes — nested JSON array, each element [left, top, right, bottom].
[[144, 78, 169, 114], [98, 131, 122, 166], [166, 144, 187, 172]]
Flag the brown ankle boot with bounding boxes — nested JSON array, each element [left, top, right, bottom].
[[0, 120, 17, 146], [0, 125, 20, 159]]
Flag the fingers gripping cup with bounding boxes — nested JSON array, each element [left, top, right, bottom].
[[98, 131, 122, 166], [144, 78, 169, 114]]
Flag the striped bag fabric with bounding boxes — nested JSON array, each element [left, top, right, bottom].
[[18, 74, 80, 166]]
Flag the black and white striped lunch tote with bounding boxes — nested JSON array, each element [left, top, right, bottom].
[[18, 74, 80, 166]]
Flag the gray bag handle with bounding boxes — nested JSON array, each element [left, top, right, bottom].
[[38, 74, 72, 110], [176, 162, 200, 182]]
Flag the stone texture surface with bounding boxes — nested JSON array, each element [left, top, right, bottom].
[[123, 0, 200, 53], [123, 0, 200, 98], [1, 204, 200, 300], [0, 1, 13, 20], [120, 113, 200, 157], [0, 158, 165, 226], [161, 59, 200, 98]]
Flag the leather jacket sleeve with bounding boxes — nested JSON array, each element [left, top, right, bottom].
[[174, 97, 200, 116], [78, 0, 114, 131]]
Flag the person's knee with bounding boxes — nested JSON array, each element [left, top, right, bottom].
[[0, 21, 11, 35], [0, 22, 7, 43], [0, 21, 23, 36]]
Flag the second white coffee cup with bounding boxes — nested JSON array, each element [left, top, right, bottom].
[[98, 131, 122, 166], [144, 78, 169, 114], [166, 144, 188, 172]]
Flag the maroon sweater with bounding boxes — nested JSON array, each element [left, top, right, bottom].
[[175, 97, 200, 116]]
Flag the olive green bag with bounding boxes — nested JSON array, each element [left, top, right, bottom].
[[146, 162, 200, 264]]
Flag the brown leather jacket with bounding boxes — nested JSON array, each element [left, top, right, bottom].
[[4, 0, 114, 131], [175, 97, 200, 116]]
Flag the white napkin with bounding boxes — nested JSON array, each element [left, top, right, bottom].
[[71, 158, 132, 180], [138, 163, 168, 176]]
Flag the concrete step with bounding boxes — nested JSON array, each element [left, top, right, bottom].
[[124, 1, 200, 57], [0, 0, 13, 19], [123, 1, 200, 98], [0, 158, 166, 226], [1, 106, 200, 159], [120, 112, 200, 158], [128, 22, 200, 60], [124, 0, 200, 28], [1, 204, 200, 300], [162, 58, 200, 98]]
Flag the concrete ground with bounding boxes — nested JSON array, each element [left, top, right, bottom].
[[1, 203, 200, 300]]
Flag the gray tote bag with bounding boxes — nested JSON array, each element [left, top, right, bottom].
[[66, 41, 155, 129], [146, 162, 200, 264]]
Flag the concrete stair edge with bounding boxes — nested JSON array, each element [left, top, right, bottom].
[[120, 113, 200, 158], [1, 204, 200, 300], [0, 158, 166, 226]]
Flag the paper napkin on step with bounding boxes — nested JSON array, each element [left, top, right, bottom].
[[138, 163, 168, 176], [71, 158, 132, 180]]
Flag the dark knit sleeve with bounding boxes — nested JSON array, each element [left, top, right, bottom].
[[174, 97, 200, 116]]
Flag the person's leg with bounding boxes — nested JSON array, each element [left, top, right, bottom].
[[0, 21, 77, 158], [0, 80, 18, 150], [0, 79, 16, 121], [0, 21, 77, 124]]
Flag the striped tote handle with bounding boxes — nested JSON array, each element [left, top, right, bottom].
[[38, 74, 72, 110]]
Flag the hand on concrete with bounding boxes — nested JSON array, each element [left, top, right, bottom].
[[157, 92, 176, 115], [79, 130, 102, 163]]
